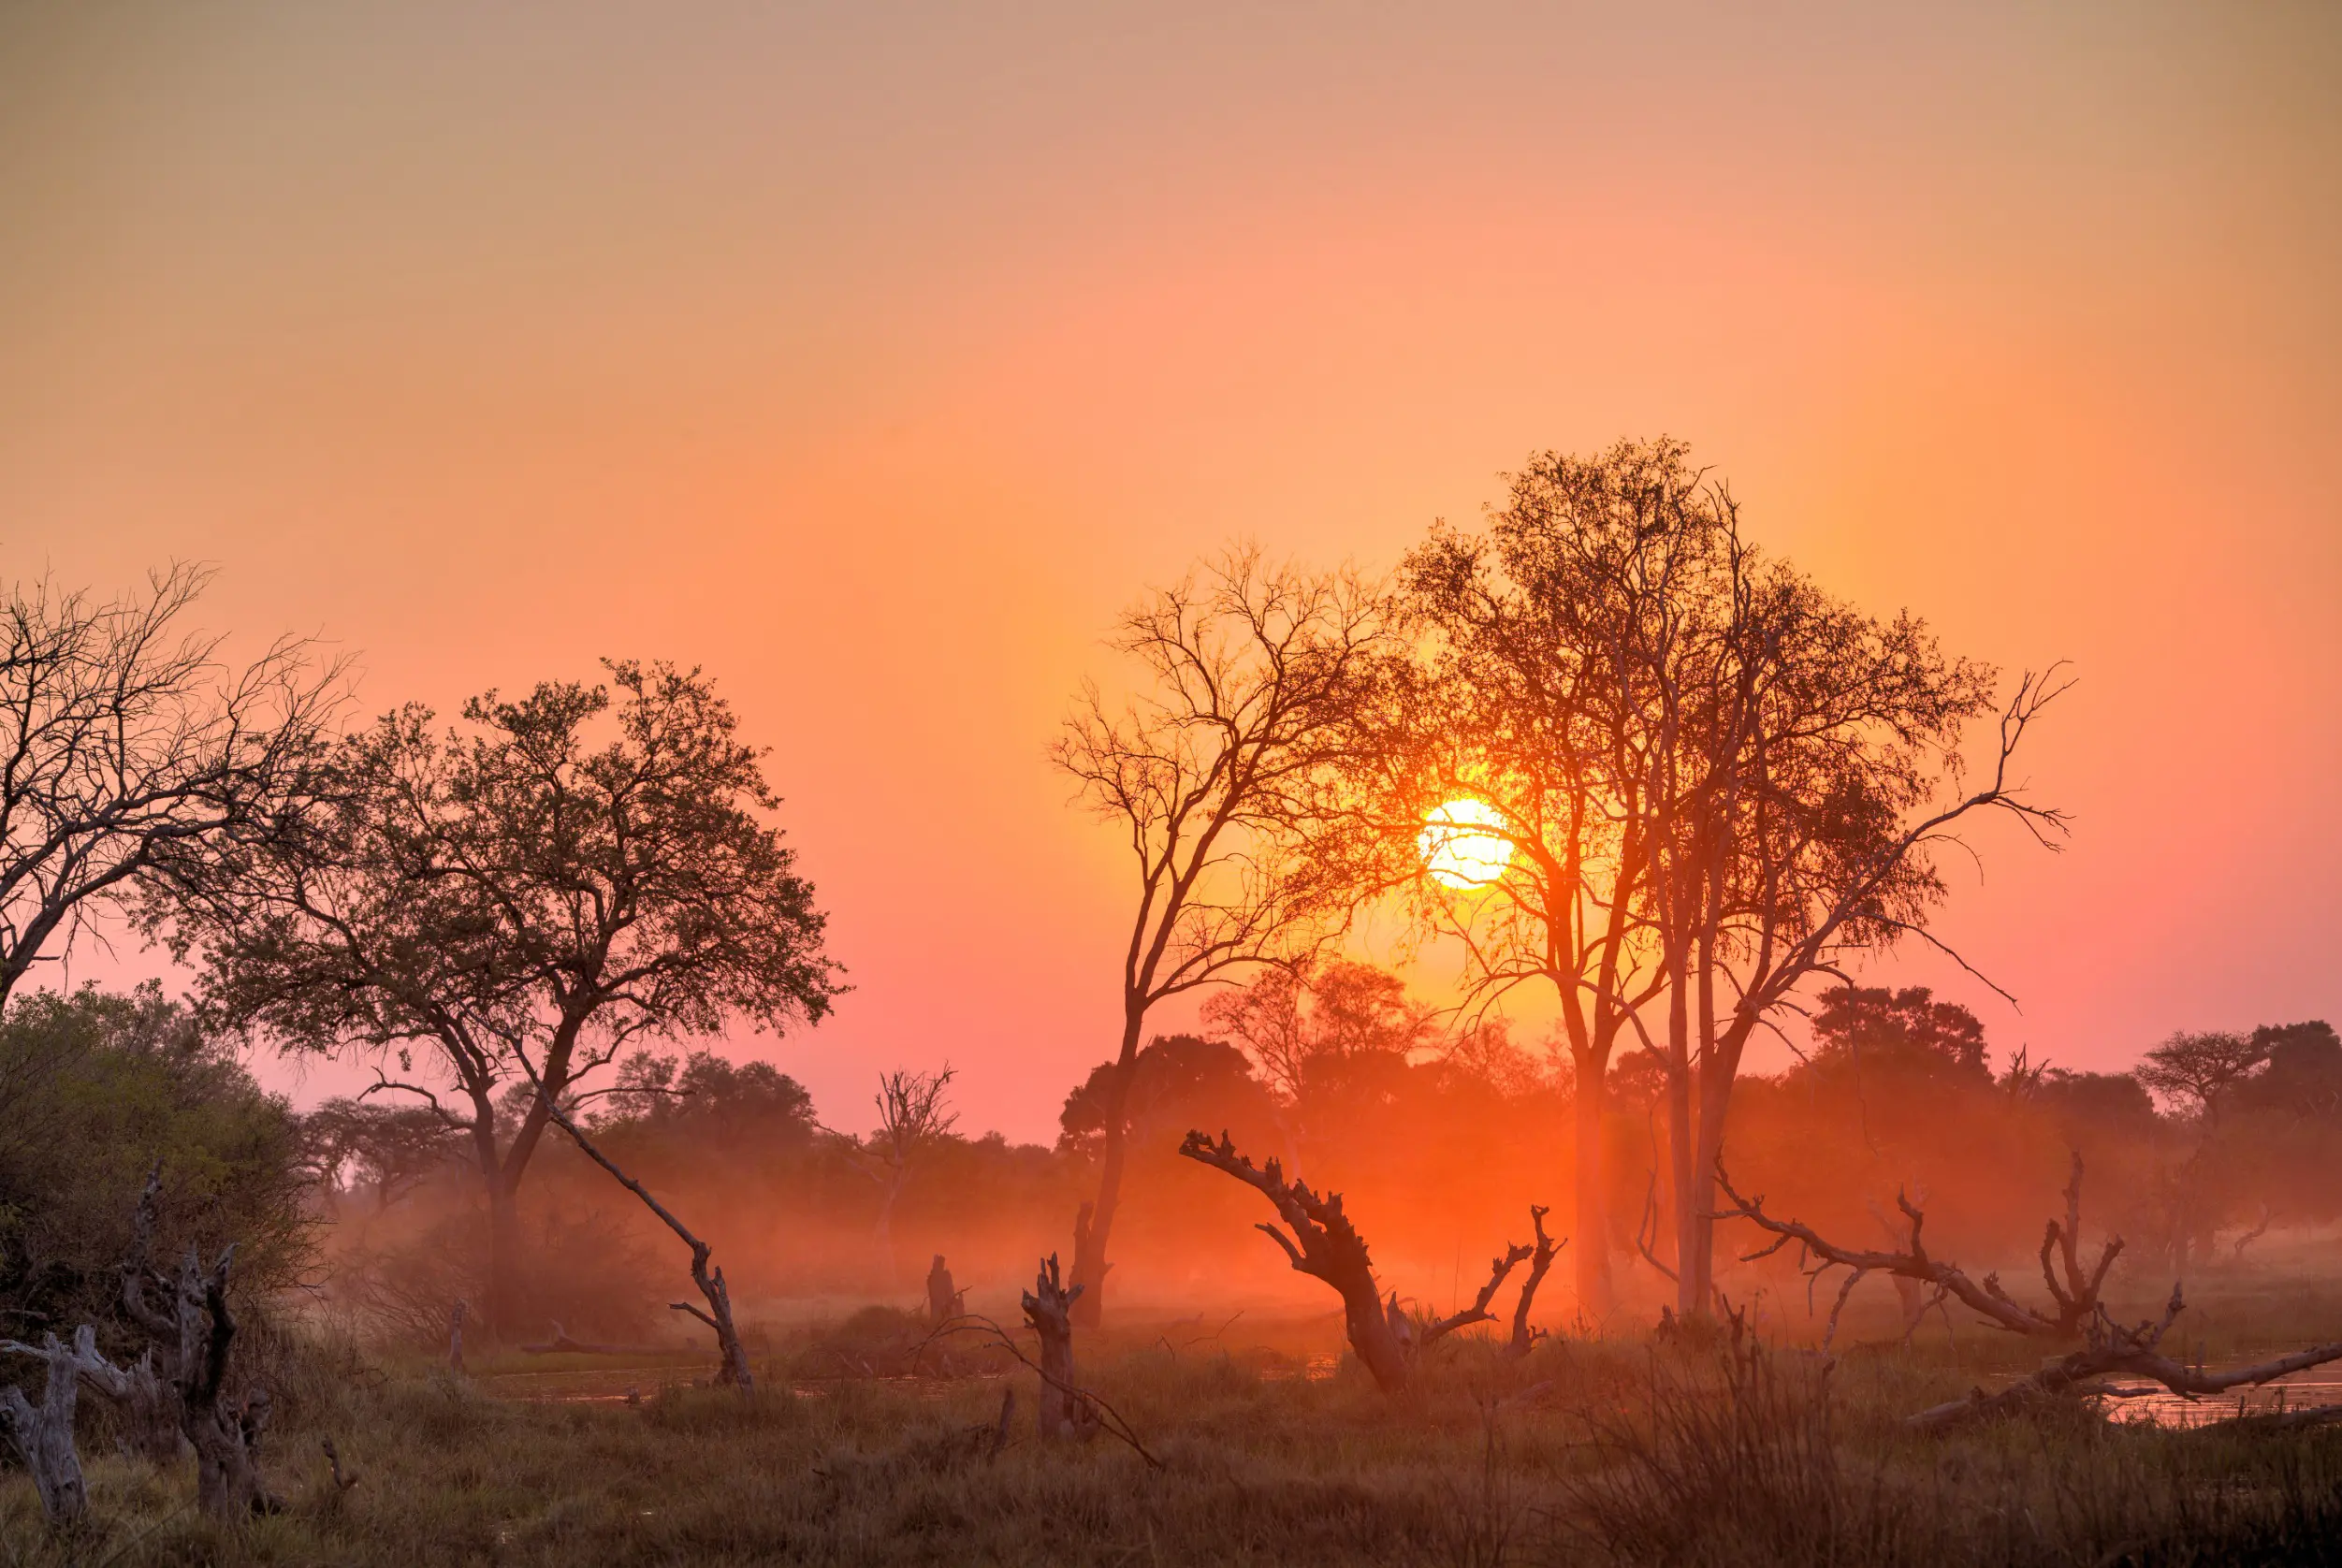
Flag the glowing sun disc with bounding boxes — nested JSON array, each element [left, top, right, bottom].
[[1418, 798, 1512, 889]]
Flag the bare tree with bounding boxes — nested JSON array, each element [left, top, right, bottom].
[[147, 661, 841, 1334], [1054, 548, 1389, 1322], [831, 1065, 957, 1256], [0, 564, 338, 1008]]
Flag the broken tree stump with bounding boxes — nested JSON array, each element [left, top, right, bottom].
[[116, 1168, 282, 1517], [0, 1327, 125, 1524], [926, 1255, 963, 1326], [1506, 1205, 1565, 1358], [1021, 1253, 1091, 1441]]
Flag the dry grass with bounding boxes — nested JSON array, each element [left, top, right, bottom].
[[5, 1305, 2341, 1567]]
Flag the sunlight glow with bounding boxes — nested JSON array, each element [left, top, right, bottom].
[[1418, 797, 1513, 890]]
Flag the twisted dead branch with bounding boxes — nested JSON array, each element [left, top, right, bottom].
[[1507, 1206, 1565, 1358], [1178, 1129, 1553, 1390], [1712, 1151, 2119, 1348]]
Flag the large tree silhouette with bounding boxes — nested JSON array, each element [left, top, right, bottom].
[[148, 661, 841, 1333], [1052, 547, 1386, 1324]]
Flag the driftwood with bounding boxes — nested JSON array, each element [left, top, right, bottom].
[[1909, 1284, 2342, 1430], [1713, 1151, 2120, 1347], [1178, 1130, 1550, 1391], [1506, 1206, 1565, 1358], [1020, 1254, 1092, 1441], [0, 1327, 124, 1523], [117, 1169, 281, 1517]]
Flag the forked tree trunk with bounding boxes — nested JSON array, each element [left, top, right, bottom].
[[1021, 1253, 1090, 1440], [116, 1168, 280, 1517], [1506, 1206, 1564, 1357], [0, 1328, 106, 1524]]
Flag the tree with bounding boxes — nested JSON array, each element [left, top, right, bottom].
[[1200, 958, 1434, 1109], [1367, 442, 1714, 1313], [1806, 985, 1990, 1082], [1057, 1034, 1273, 1162], [832, 1065, 957, 1255], [2135, 1030, 2268, 1128], [147, 661, 841, 1334], [1052, 547, 1387, 1322], [0, 564, 337, 1008], [1372, 440, 2066, 1316]]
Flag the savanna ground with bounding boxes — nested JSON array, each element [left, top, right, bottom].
[[8, 1261, 2341, 1568]]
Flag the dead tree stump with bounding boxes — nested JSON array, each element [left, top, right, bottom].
[[0, 1327, 122, 1524], [118, 1169, 282, 1517], [1506, 1206, 1565, 1358], [925, 1256, 962, 1326], [1021, 1253, 1090, 1441]]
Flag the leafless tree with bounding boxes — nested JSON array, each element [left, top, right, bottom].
[[1054, 547, 1389, 1322], [146, 661, 841, 1333], [831, 1065, 957, 1255], [0, 563, 339, 1008]]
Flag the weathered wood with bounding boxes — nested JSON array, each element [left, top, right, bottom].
[[1506, 1206, 1564, 1358], [116, 1168, 282, 1517], [1715, 1151, 2120, 1343], [1909, 1284, 2342, 1430], [0, 1327, 122, 1523], [1179, 1130, 1411, 1391], [1021, 1254, 1091, 1441], [517, 1060, 757, 1393]]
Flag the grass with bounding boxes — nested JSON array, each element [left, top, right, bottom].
[[5, 1295, 2341, 1566]]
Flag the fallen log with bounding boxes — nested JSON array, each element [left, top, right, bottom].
[[1908, 1284, 2342, 1430]]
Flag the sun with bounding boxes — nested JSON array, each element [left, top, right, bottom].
[[1418, 797, 1513, 889]]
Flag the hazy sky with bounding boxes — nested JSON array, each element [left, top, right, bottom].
[[5, 3, 2336, 1141]]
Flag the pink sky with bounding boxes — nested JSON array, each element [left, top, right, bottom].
[[4, 4, 2336, 1140]]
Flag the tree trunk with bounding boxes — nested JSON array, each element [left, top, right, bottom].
[[487, 1180, 526, 1339], [0, 1330, 97, 1524], [1070, 1010, 1146, 1327], [1022, 1254, 1090, 1440], [1571, 1054, 1613, 1317], [190, 1387, 278, 1519], [1665, 943, 1696, 1318]]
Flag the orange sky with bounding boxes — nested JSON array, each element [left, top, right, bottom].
[[4, 4, 2336, 1141]]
